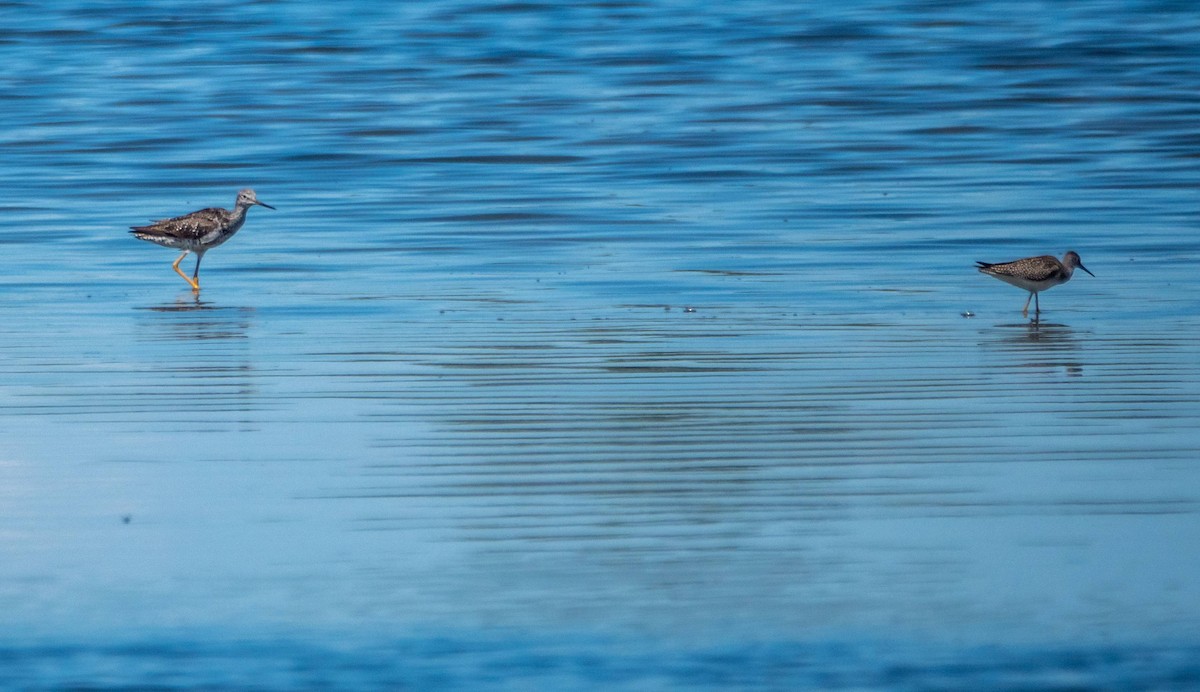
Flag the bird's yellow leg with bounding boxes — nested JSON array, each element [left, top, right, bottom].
[[1021, 292, 1033, 317], [172, 251, 200, 291]]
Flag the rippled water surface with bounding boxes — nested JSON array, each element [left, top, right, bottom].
[[2, 0, 1200, 688]]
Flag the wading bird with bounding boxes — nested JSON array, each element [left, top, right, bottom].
[[131, 188, 274, 291], [976, 250, 1093, 317]]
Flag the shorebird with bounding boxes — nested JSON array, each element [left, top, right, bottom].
[[975, 250, 1093, 317], [130, 189, 274, 291]]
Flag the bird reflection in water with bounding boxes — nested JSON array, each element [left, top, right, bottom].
[[988, 319, 1084, 377], [133, 298, 260, 424], [137, 297, 254, 342]]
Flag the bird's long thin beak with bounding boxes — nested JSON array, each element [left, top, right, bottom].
[[1079, 264, 1094, 277], [256, 200, 276, 210]]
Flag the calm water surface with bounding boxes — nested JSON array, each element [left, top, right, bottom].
[[2, 0, 1200, 688]]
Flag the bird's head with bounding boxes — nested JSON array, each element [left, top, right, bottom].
[[237, 188, 276, 210], [1064, 250, 1093, 277]]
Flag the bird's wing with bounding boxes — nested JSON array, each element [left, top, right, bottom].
[[980, 255, 1062, 282], [129, 207, 225, 240]]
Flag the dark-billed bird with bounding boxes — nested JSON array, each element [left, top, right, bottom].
[[976, 250, 1093, 317], [131, 189, 274, 291]]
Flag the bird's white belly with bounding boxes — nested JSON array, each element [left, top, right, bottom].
[[992, 273, 1063, 292], [198, 219, 245, 248]]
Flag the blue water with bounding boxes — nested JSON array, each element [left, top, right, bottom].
[[2, 0, 1200, 688]]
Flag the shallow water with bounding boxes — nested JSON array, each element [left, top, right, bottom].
[[2, 0, 1200, 688]]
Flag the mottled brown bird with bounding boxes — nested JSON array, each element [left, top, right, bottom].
[[131, 189, 274, 291], [976, 250, 1093, 317]]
